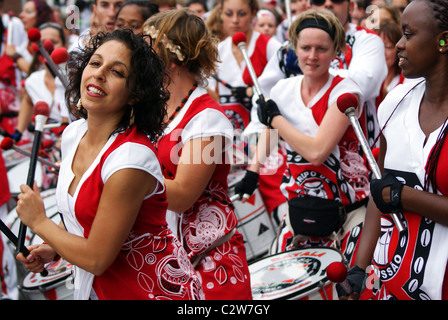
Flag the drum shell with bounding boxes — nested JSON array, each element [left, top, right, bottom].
[[228, 171, 277, 262], [20, 259, 73, 300]]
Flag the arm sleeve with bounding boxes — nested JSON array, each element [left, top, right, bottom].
[[102, 142, 165, 195]]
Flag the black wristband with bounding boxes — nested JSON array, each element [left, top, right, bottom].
[[12, 53, 22, 62]]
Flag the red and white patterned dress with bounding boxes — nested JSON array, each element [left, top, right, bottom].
[[156, 87, 253, 300], [269, 74, 368, 267], [373, 80, 448, 300], [56, 119, 204, 300]]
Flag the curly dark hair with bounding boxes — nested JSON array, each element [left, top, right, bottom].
[[65, 29, 169, 140]]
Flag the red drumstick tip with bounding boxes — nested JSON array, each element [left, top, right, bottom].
[[336, 93, 359, 113], [41, 139, 54, 149], [232, 32, 247, 46], [28, 27, 41, 42], [51, 47, 70, 64], [31, 43, 40, 54], [43, 39, 54, 53], [0, 137, 15, 151], [326, 261, 348, 283], [34, 101, 50, 117]]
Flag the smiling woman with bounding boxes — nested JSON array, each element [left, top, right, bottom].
[[15, 29, 205, 300]]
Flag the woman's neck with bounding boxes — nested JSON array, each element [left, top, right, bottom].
[[166, 67, 197, 114], [85, 114, 122, 147], [301, 73, 330, 105]]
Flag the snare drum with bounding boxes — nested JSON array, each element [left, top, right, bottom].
[[228, 171, 276, 262], [21, 258, 73, 300], [249, 247, 343, 300], [6, 158, 44, 195]]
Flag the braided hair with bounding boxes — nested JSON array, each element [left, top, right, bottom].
[[421, 0, 448, 193]]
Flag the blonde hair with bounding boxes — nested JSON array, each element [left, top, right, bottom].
[[289, 9, 346, 53], [143, 9, 220, 83]]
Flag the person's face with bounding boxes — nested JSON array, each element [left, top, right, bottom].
[[40, 27, 65, 50], [396, 1, 440, 79], [19, 1, 37, 30], [221, 0, 254, 36], [93, 0, 124, 31], [291, 0, 309, 16], [310, 0, 352, 30], [296, 28, 335, 79], [188, 3, 207, 17], [381, 35, 397, 71], [254, 14, 276, 37], [81, 40, 134, 118], [115, 4, 145, 34]]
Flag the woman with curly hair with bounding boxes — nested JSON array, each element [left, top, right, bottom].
[[15, 29, 204, 300], [143, 9, 252, 300]]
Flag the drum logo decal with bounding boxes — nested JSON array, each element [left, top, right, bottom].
[[251, 255, 321, 299]]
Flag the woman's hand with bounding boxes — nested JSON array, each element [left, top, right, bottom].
[[16, 244, 57, 274], [16, 182, 47, 230]]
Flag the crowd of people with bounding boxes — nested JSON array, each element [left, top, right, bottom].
[[0, 0, 447, 301]]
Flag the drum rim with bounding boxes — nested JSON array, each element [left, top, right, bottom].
[[249, 246, 343, 300], [248, 246, 342, 265]]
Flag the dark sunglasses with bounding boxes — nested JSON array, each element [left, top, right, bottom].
[[310, 0, 347, 6]]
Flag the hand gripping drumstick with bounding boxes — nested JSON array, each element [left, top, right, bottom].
[[0, 219, 48, 276], [16, 102, 50, 277], [1, 137, 59, 170], [326, 261, 352, 295], [232, 32, 265, 104], [336, 93, 405, 232], [231, 33, 268, 202], [27, 28, 69, 89]]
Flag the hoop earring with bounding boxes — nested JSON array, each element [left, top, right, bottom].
[[129, 107, 134, 126], [77, 99, 82, 111]]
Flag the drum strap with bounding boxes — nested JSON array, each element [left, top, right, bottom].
[[191, 228, 236, 269]]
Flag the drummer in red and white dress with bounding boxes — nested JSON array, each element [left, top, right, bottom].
[[15, 29, 204, 300], [143, 9, 252, 300], [349, 0, 448, 300], [209, 0, 286, 230], [257, 9, 369, 267]]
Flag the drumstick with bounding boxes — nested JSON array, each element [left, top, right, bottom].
[[7, 11, 14, 45], [232, 32, 264, 103], [0, 137, 59, 170], [27, 28, 69, 89], [336, 93, 405, 232], [211, 74, 234, 90], [230, 193, 250, 202], [16, 102, 50, 258], [284, 0, 292, 28]]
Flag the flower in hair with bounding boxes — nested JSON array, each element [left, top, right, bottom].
[[147, 25, 185, 62]]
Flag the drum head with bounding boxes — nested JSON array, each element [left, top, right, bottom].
[[22, 259, 72, 291], [249, 247, 343, 300]]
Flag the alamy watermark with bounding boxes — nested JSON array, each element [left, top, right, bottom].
[[65, 5, 80, 30]]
